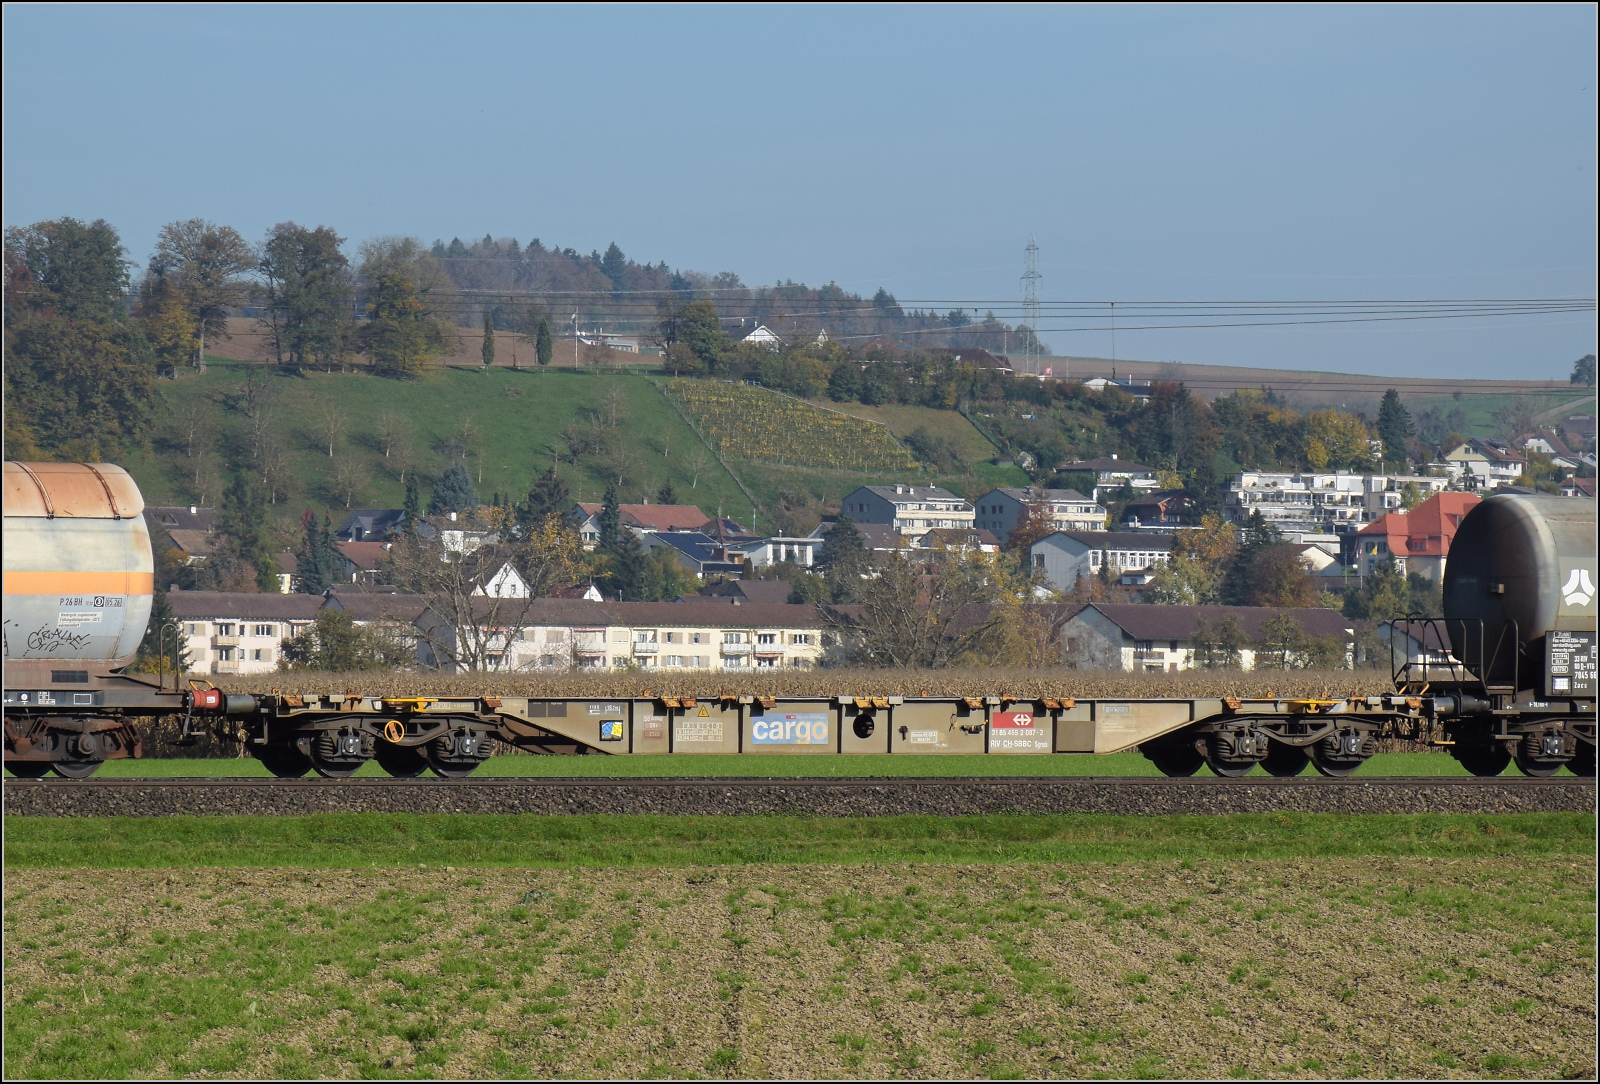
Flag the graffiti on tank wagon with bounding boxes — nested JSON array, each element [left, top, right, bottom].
[[25, 626, 93, 653]]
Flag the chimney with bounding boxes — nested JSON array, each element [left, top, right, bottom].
[[449, 511, 458, 522], [189, 506, 198, 514], [1110, 453, 1118, 460]]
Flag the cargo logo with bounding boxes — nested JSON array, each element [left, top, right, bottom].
[[1561, 568, 1595, 607], [991, 711, 1035, 729], [752, 712, 830, 745], [600, 720, 624, 741]]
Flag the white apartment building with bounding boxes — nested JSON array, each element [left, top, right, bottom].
[[1028, 531, 1177, 593], [1226, 471, 1374, 534], [1363, 474, 1451, 514], [1443, 440, 1526, 490], [840, 485, 974, 536], [1053, 456, 1160, 503], [419, 599, 834, 673], [167, 591, 322, 676], [973, 487, 1107, 542]]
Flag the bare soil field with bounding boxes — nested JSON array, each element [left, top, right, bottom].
[[5, 858, 1592, 1079]]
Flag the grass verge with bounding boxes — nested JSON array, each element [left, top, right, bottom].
[[5, 812, 1589, 869], [84, 750, 1475, 779]]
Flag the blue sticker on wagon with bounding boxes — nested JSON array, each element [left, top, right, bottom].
[[751, 713, 830, 745], [600, 720, 625, 741]]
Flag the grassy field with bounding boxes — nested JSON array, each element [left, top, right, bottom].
[[127, 362, 1015, 533], [4, 841, 1593, 1078], [5, 811, 1590, 869], [83, 750, 1477, 779]]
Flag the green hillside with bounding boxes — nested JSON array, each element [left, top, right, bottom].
[[125, 361, 1023, 537]]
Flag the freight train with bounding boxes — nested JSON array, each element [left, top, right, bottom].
[[3, 461, 1595, 779]]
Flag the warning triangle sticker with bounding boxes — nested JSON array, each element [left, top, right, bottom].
[[697, 706, 710, 717]]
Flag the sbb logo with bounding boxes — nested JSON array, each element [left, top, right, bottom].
[[991, 711, 1035, 729]]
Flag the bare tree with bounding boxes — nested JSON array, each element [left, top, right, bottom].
[[376, 410, 405, 458], [601, 385, 628, 431], [315, 401, 346, 457], [330, 454, 368, 509], [389, 433, 417, 486], [257, 429, 297, 505], [385, 527, 543, 672], [687, 447, 711, 489]]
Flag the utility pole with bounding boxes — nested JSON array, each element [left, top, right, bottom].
[[572, 312, 579, 369]]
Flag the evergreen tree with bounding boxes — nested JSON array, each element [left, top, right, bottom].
[[598, 483, 622, 548], [1376, 388, 1413, 467], [217, 472, 279, 591], [481, 311, 496, 367], [536, 317, 553, 367], [401, 473, 421, 532], [600, 242, 627, 292], [816, 516, 867, 573], [1221, 511, 1282, 606], [519, 465, 570, 526], [298, 512, 342, 595], [656, 479, 678, 506], [604, 525, 649, 600], [428, 461, 479, 515]]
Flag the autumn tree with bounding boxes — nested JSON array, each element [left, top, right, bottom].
[[147, 219, 254, 371], [258, 223, 352, 373], [3, 217, 160, 459], [279, 608, 410, 670]]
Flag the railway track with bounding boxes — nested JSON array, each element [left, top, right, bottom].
[[6, 774, 1592, 818]]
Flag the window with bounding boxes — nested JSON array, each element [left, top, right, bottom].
[[723, 632, 746, 644], [1170, 640, 1179, 651], [612, 657, 628, 668], [1033, 554, 1045, 568], [252, 649, 271, 662], [663, 631, 679, 644], [663, 655, 683, 667], [187, 623, 203, 635], [217, 647, 234, 661], [636, 631, 656, 643], [724, 655, 749, 668], [691, 656, 705, 667], [253, 624, 276, 637], [611, 630, 628, 642], [542, 654, 557, 667], [691, 632, 705, 644], [216, 623, 235, 636], [757, 633, 777, 645], [791, 633, 812, 646], [544, 629, 566, 642], [756, 656, 778, 668]]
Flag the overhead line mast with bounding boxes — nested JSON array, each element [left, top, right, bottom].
[[1021, 233, 1042, 370]]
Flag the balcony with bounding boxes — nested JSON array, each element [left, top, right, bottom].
[[632, 641, 659, 655], [720, 642, 752, 656], [212, 635, 240, 648]]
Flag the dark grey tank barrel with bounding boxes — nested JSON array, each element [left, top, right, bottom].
[[1442, 493, 1597, 689]]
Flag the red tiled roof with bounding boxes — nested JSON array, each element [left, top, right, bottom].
[[336, 541, 389, 570], [1357, 492, 1480, 557]]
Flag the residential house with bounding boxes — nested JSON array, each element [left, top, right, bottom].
[[839, 485, 974, 536], [1560, 476, 1596, 499], [973, 487, 1107, 542], [1226, 471, 1372, 534], [1029, 531, 1177, 593], [1355, 492, 1481, 581], [1362, 474, 1452, 516], [167, 590, 323, 675], [913, 528, 1003, 555], [727, 535, 820, 569], [1443, 439, 1525, 490], [682, 580, 795, 605], [417, 599, 833, 673], [145, 506, 219, 567], [566, 502, 711, 548], [1120, 489, 1196, 530], [740, 324, 782, 350], [321, 586, 429, 656], [1059, 603, 1354, 672], [640, 531, 746, 578], [335, 509, 406, 542], [1053, 456, 1159, 503], [336, 541, 389, 584], [808, 520, 910, 556], [273, 552, 298, 594]]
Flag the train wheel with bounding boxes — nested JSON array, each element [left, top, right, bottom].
[[1308, 748, 1365, 778], [1145, 748, 1204, 777], [375, 743, 428, 778], [6, 760, 52, 778], [1451, 745, 1510, 777], [425, 749, 483, 779], [310, 754, 364, 779], [257, 745, 312, 778], [1204, 754, 1256, 778], [1570, 742, 1596, 778], [1513, 752, 1565, 778], [1261, 743, 1310, 777], [50, 760, 102, 779]]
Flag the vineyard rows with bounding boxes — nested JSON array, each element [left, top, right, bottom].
[[666, 381, 918, 472]]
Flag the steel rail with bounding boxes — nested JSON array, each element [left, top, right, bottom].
[[5, 775, 1590, 789]]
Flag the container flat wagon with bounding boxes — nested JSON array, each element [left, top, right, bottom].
[[4, 462, 1594, 780]]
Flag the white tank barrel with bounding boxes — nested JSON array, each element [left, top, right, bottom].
[[2, 462, 153, 671]]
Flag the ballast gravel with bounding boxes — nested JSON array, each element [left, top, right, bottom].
[[5, 776, 1592, 818]]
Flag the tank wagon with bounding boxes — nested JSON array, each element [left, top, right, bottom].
[[4, 463, 1595, 779]]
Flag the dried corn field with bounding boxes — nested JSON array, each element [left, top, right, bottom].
[[665, 380, 917, 471], [217, 667, 1397, 701]]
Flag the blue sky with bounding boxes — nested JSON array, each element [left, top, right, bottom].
[[3, 5, 1594, 378]]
